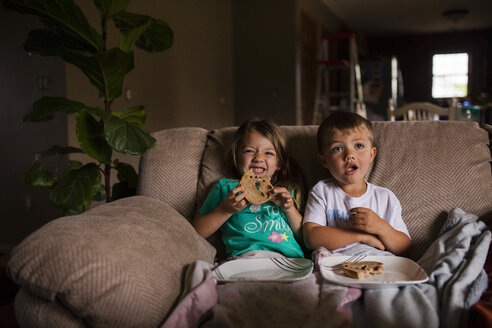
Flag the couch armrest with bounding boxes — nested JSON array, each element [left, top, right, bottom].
[[7, 196, 216, 327]]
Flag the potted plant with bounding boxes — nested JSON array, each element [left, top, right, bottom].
[[2, 0, 173, 214]]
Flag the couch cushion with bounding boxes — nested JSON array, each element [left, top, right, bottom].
[[138, 127, 209, 220], [195, 128, 236, 260], [7, 196, 216, 327], [280, 125, 328, 191], [14, 287, 85, 328], [196, 127, 236, 208], [369, 121, 492, 260]]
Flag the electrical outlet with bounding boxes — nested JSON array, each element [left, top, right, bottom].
[[36, 74, 50, 91]]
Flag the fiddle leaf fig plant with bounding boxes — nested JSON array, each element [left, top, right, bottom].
[[3, 0, 173, 215]]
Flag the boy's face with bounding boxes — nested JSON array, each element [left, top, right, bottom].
[[318, 126, 376, 193]]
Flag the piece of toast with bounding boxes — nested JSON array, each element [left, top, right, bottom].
[[342, 261, 384, 279]]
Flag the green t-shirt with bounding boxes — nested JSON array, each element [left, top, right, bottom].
[[199, 178, 304, 258]]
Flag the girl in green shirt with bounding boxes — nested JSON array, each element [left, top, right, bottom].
[[192, 118, 305, 258]]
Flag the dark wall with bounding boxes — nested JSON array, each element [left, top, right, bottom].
[[233, 0, 297, 125], [0, 7, 66, 250], [367, 28, 492, 105]]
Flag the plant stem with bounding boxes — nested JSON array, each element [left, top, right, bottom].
[[104, 99, 113, 202], [105, 163, 112, 203], [101, 17, 107, 51], [101, 15, 111, 202]]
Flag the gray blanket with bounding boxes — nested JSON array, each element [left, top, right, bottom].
[[354, 208, 490, 328], [164, 208, 490, 328]]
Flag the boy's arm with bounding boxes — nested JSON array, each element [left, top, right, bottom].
[[303, 222, 385, 250], [349, 207, 411, 255], [377, 227, 411, 255]]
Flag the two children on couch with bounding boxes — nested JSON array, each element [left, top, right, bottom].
[[192, 112, 411, 258]]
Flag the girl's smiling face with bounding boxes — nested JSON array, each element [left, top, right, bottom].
[[237, 131, 280, 178], [318, 126, 376, 195]]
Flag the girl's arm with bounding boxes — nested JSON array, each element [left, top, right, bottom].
[[303, 222, 385, 251], [271, 187, 303, 239], [192, 185, 247, 238], [192, 206, 233, 238], [283, 205, 303, 239]]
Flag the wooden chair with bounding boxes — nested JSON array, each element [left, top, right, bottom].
[[387, 98, 457, 121]]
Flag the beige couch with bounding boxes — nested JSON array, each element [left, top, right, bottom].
[[7, 121, 492, 327]]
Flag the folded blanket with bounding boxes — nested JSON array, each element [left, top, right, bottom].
[[419, 208, 490, 328], [161, 261, 216, 328]]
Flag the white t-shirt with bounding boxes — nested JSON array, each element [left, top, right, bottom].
[[303, 179, 410, 252]]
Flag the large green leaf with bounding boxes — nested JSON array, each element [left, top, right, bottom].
[[135, 18, 173, 53], [2, 0, 102, 52], [112, 106, 145, 129], [50, 163, 101, 214], [112, 159, 138, 201], [76, 110, 112, 164], [113, 11, 173, 52], [64, 160, 83, 175], [104, 115, 155, 155], [93, 182, 106, 202], [60, 47, 134, 101], [85, 106, 111, 120], [35, 145, 83, 160], [24, 161, 56, 188], [23, 97, 88, 122], [23, 28, 92, 56], [114, 159, 138, 187], [94, 0, 129, 21], [111, 181, 135, 201], [113, 11, 151, 52]]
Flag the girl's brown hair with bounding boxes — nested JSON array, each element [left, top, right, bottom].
[[227, 117, 305, 210]]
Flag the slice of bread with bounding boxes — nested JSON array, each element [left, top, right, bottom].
[[342, 261, 384, 279]]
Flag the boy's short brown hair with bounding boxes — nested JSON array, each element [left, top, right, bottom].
[[317, 111, 374, 153]]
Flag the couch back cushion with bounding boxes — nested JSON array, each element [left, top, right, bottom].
[[138, 127, 209, 219], [196, 127, 237, 208], [196, 121, 491, 261], [370, 121, 491, 259]]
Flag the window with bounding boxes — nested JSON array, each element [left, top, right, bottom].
[[432, 53, 468, 98]]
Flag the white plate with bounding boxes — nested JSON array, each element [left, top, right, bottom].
[[319, 255, 428, 289], [213, 258, 313, 282]]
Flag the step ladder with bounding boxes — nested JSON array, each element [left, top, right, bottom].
[[313, 32, 366, 124]]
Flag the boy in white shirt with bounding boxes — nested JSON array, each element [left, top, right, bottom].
[[303, 111, 411, 255]]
